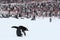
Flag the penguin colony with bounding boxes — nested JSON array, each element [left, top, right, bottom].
[[0, 0, 60, 22]]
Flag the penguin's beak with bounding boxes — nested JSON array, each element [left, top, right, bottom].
[[25, 27, 29, 31]]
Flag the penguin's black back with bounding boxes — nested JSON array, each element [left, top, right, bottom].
[[16, 29, 22, 37]]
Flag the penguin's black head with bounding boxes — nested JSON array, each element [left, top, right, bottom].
[[19, 26, 28, 31]]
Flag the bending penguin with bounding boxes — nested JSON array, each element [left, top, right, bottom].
[[12, 25, 28, 37]]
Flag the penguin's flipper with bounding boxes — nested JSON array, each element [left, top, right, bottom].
[[11, 26, 18, 29], [22, 31, 26, 36]]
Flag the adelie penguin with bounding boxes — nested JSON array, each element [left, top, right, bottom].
[[49, 18, 52, 22], [12, 26, 28, 37]]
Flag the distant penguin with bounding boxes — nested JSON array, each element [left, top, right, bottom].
[[50, 18, 52, 22], [2, 14, 9, 18], [31, 15, 35, 20], [14, 15, 19, 19], [12, 26, 28, 37]]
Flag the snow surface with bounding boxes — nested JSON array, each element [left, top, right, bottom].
[[0, 17, 60, 40]]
